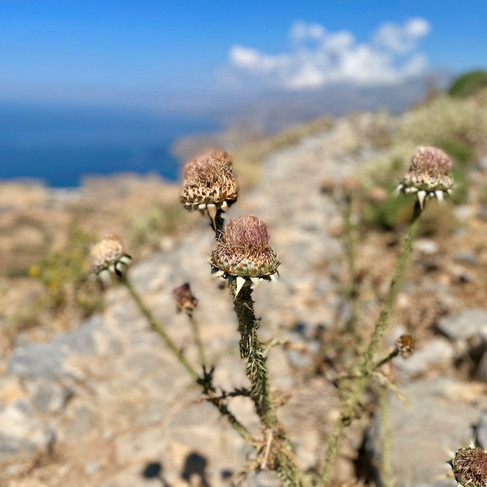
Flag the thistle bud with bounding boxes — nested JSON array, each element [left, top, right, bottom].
[[396, 146, 454, 209], [180, 150, 238, 226], [172, 283, 198, 316], [394, 334, 415, 358], [210, 216, 280, 296], [451, 447, 487, 487], [90, 233, 132, 284]]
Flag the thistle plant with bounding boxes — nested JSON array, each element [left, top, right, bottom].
[[87, 142, 455, 486], [210, 215, 280, 296], [89, 232, 255, 444], [89, 232, 132, 286], [396, 145, 454, 209], [180, 149, 238, 235], [321, 146, 454, 485], [172, 283, 206, 368], [450, 447, 487, 487]]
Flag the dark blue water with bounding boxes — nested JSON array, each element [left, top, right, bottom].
[[0, 104, 221, 187]]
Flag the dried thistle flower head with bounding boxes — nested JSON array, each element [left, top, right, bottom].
[[451, 447, 487, 486], [210, 216, 280, 296], [394, 334, 416, 358], [180, 150, 238, 226], [172, 283, 198, 315], [396, 146, 454, 209], [90, 233, 132, 284]]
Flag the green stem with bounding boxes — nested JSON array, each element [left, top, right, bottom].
[[121, 276, 255, 444], [361, 201, 421, 372], [321, 201, 421, 486], [373, 349, 400, 371], [121, 277, 199, 380], [231, 281, 278, 426], [188, 313, 207, 369], [230, 280, 308, 486]]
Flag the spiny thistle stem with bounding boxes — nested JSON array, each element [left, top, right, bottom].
[[231, 281, 277, 427], [361, 201, 421, 372], [197, 368, 255, 444], [321, 201, 422, 486], [121, 276, 255, 444], [230, 280, 308, 486]]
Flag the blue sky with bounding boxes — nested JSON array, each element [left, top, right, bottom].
[[1, 0, 486, 111]]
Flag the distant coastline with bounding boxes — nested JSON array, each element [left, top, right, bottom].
[[0, 103, 221, 187]]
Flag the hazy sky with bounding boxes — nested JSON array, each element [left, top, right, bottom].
[[1, 0, 486, 110]]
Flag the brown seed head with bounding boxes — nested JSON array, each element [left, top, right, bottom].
[[394, 334, 416, 358], [180, 150, 238, 210], [451, 447, 487, 487], [172, 283, 198, 315], [210, 216, 279, 278], [400, 146, 454, 193], [90, 233, 132, 277]]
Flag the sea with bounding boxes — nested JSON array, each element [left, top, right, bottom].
[[0, 104, 221, 187]]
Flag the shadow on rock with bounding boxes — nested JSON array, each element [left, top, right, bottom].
[[142, 461, 171, 486], [181, 451, 210, 486]]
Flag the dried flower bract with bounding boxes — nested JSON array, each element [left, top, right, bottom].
[[394, 334, 415, 358], [210, 216, 280, 296], [180, 150, 238, 226], [451, 447, 487, 487], [173, 283, 198, 315], [396, 146, 454, 209], [90, 233, 132, 285]]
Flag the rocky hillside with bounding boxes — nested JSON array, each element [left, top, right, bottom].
[[2, 100, 487, 486]]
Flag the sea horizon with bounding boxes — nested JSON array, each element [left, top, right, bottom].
[[0, 103, 221, 188]]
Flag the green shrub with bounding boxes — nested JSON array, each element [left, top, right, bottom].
[[362, 192, 415, 230], [399, 94, 487, 154], [30, 224, 102, 315], [449, 70, 487, 98]]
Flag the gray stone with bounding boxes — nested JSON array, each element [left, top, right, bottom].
[[415, 238, 439, 255], [8, 316, 100, 379], [0, 401, 55, 462], [286, 348, 314, 369], [65, 405, 95, 437], [437, 308, 487, 342], [8, 342, 65, 379], [395, 337, 455, 380], [244, 471, 282, 487], [26, 378, 73, 414], [475, 411, 487, 448], [368, 376, 487, 487], [453, 251, 479, 265]]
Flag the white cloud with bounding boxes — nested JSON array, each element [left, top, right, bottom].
[[373, 17, 431, 54], [227, 18, 431, 90]]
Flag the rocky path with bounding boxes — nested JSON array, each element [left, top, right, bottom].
[[2, 115, 487, 486]]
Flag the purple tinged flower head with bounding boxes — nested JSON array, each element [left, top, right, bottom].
[[396, 146, 454, 209], [210, 216, 280, 296]]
